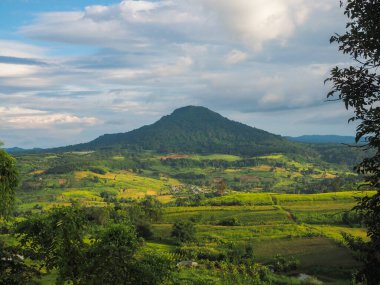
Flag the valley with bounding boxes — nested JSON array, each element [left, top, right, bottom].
[[9, 148, 374, 284], [1, 107, 374, 284]]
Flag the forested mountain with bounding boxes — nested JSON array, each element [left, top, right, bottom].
[[59, 106, 311, 156]]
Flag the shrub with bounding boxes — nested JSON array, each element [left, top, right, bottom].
[[225, 241, 255, 263], [88, 166, 107, 175], [171, 221, 196, 244], [135, 222, 153, 240], [271, 254, 299, 273], [217, 217, 241, 226]]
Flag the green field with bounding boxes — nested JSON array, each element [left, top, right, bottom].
[[1, 149, 374, 284]]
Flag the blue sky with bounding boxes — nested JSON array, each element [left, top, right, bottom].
[[0, 0, 356, 148]]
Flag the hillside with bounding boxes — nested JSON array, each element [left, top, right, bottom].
[[10, 148, 370, 284], [58, 106, 310, 156]]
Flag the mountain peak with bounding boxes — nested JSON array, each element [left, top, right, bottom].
[[169, 106, 221, 119], [172, 105, 214, 114], [159, 105, 225, 125], [59, 106, 308, 156]]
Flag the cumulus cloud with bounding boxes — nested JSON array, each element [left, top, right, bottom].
[[197, 62, 332, 112], [19, 0, 201, 50], [199, 0, 310, 51], [19, 0, 337, 52]]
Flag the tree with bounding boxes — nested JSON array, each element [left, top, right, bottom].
[[0, 145, 38, 284], [17, 205, 88, 285], [86, 224, 173, 285], [139, 196, 163, 222], [86, 224, 141, 284], [0, 149, 19, 218], [0, 240, 40, 285], [326, 1, 380, 283], [171, 221, 196, 244], [17, 206, 173, 285]]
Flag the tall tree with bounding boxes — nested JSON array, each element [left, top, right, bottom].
[[0, 147, 19, 219], [17, 205, 88, 285], [326, 1, 380, 284]]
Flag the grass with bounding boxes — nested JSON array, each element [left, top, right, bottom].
[[203, 193, 274, 206], [163, 205, 290, 225]]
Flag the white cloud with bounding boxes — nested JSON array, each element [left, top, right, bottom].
[[7, 114, 99, 128], [154, 57, 193, 77], [225, 49, 248, 64], [0, 40, 46, 58], [19, 1, 201, 51], [0, 63, 40, 77], [104, 56, 193, 80], [199, 0, 312, 51], [19, 0, 330, 53], [0, 107, 100, 129], [0, 107, 46, 115]]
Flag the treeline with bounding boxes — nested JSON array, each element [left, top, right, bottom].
[[161, 158, 260, 168]]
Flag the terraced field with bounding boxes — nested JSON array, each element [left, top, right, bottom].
[[5, 150, 374, 284]]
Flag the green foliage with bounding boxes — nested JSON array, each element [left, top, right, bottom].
[[271, 254, 299, 273], [83, 206, 110, 225], [138, 196, 163, 222], [171, 221, 196, 244], [173, 262, 272, 285], [133, 250, 174, 285], [225, 241, 255, 263], [327, 1, 380, 284], [0, 240, 40, 285], [343, 194, 380, 284], [116, 199, 161, 239], [0, 150, 19, 218], [86, 223, 140, 284], [88, 166, 107, 174], [16, 205, 173, 285], [217, 217, 241, 226], [16, 205, 88, 284]]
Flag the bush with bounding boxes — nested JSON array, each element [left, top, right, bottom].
[[83, 207, 110, 225], [217, 217, 241, 226], [171, 221, 196, 244], [271, 254, 299, 273], [88, 166, 107, 175], [225, 241, 255, 263], [135, 222, 153, 240], [33, 204, 43, 210]]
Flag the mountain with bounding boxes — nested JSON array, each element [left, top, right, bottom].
[[5, 147, 26, 153], [59, 106, 310, 156], [5, 147, 43, 154], [287, 135, 358, 144]]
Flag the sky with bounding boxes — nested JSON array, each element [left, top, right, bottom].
[[0, 0, 357, 148]]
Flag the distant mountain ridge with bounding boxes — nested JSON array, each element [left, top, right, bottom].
[[57, 106, 310, 156], [5, 147, 43, 154], [287, 135, 358, 144]]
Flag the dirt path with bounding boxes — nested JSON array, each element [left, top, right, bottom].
[[270, 194, 297, 223]]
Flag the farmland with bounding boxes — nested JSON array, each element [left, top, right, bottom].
[[0, 149, 375, 284]]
